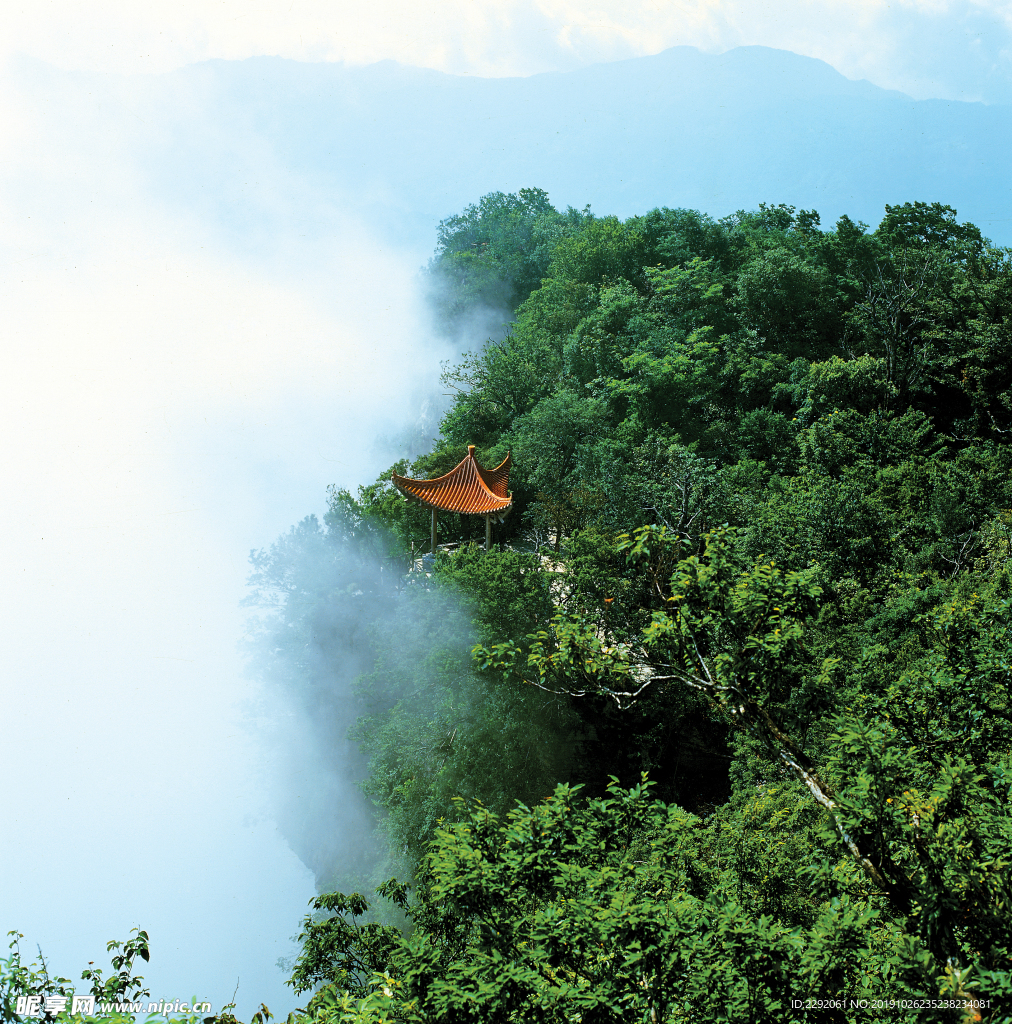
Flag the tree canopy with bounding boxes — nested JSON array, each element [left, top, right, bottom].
[[236, 190, 1012, 1021], [152, 192, 1012, 1021]]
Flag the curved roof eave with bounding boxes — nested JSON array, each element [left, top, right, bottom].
[[391, 446, 513, 516]]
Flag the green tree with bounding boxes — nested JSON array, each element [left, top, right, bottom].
[[427, 188, 590, 339]]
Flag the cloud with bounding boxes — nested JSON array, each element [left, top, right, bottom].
[[3, 0, 1010, 1011], [0, 58, 451, 1017], [4, 0, 1012, 102]]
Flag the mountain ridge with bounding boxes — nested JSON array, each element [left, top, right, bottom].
[[16, 45, 1009, 247], [162, 45, 1012, 245]]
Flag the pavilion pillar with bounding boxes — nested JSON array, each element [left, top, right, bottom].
[[391, 448, 512, 557]]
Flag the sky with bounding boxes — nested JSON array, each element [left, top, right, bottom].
[[5, 0, 1012, 103], [1, 0, 1008, 1019]]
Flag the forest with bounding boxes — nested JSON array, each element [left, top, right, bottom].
[[6, 190, 1012, 1022], [243, 190, 1012, 1021]]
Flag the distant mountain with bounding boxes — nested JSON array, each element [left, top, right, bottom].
[[35, 45, 1012, 247]]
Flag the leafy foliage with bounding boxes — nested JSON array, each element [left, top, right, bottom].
[[1, 928, 161, 1024], [237, 190, 1012, 1019]]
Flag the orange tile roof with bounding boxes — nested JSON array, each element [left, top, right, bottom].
[[392, 446, 512, 515]]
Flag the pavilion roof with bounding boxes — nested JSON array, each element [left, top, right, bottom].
[[392, 446, 512, 516]]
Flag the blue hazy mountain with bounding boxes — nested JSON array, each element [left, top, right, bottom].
[[42, 44, 1012, 247]]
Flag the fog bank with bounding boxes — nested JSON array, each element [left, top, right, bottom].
[[0, 58, 452, 1018]]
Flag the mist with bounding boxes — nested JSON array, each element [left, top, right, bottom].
[[8, 0, 1012, 106], [5, 23, 1010, 1017], [0, 57, 455, 1018]]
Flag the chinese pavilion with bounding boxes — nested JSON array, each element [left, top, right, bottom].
[[392, 445, 512, 551]]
